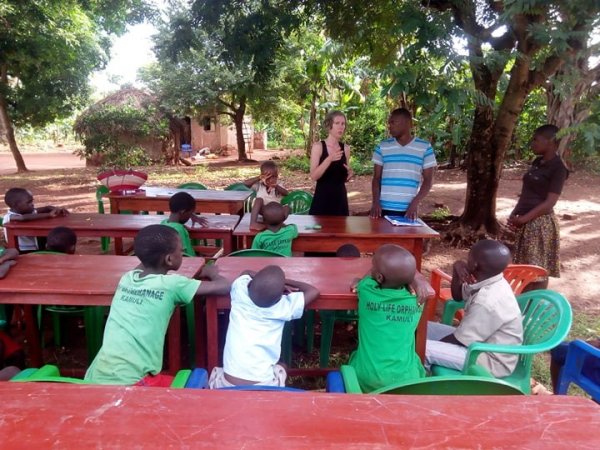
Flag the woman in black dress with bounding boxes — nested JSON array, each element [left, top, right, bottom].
[[309, 110, 353, 216]]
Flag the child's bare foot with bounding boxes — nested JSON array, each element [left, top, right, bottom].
[[250, 221, 266, 231]]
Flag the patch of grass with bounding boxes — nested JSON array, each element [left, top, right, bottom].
[[281, 155, 310, 173], [429, 206, 452, 221]]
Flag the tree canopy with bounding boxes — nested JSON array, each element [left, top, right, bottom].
[[0, 0, 150, 172]]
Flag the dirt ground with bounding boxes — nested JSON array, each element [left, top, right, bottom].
[[2, 149, 598, 316]]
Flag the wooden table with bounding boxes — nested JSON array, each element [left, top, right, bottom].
[[233, 214, 439, 269], [4, 213, 240, 255], [0, 254, 204, 373], [204, 257, 434, 373], [2, 383, 599, 448], [109, 187, 252, 215]]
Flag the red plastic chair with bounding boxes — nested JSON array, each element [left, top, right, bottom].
[[430, 264, 548, 324]]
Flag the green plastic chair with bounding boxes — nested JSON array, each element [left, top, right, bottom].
[[177, 182, 208, 190], [224, 183, 255, 213], [226, 249, 287, 257], [282, 190, 313, 215], [30, 251, 107, 361], [96, 185, 111, 253], [332, 365, 524, 395], [432, 290, 573, 394], [10, 364, 192, 388], [224, 182, 252, 191]]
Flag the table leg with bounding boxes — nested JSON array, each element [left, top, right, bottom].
[[167, 308, 181, 375], [23, 305, 43, 367], [206, 298, 219, 372], [109, 198, 118, 214], [114, 238, 124, 255], [6, 230, 19, 250], [414, 239, 424, 271], [194, 299, 206, 368], [223, 236, 232, 255]]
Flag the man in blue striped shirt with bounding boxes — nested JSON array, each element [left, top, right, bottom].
[[370, 108, 437, 219]]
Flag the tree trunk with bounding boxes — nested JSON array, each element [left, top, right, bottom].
[[233, 97, 247, 161], [305, 91, 318, 157], [0, 93, 28, 173]]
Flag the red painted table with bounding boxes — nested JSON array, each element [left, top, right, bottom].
[[233, 214, 439, 269], [204, 257, 434, 373], [4, 213, 240, 255], [109, 187, 252, 215], [0, 254, 204, 373], [1, 383, 599, 448]]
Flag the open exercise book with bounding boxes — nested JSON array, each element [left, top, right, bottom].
[[384, 215, 426, 227]]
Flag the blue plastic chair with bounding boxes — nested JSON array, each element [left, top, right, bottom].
[[557, 340, 600, 402]]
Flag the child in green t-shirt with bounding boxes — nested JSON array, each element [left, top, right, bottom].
[[85, 224, 230, 386], [44, 226, 77, 254], [348, 244, 426, 392], [161, 192, 208, 257], [0, 247, 18, 279], [251, 202, 298, 256]]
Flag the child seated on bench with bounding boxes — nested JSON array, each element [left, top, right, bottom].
[[348, 244, 425, 392], [161, 192, 208, 257], [209, 265, 319, 388], [251, 202, 298, 256], [425, 239, 523, 377], [243, 161, 289, 230], [85, 224, 230, 386], [3, 188, 68, 252]]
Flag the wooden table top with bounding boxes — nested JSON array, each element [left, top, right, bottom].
[[2, 383, 598, 448], [0, 254, 204, 299], [109, 187, 251, 202], [233, 213, 440, 238], [213, 257, 373, 304], [3, 213, 241, 233]]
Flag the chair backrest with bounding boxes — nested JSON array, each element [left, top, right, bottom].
[[373, 375, 524, 395], [503, 265, 548, 294], [557, 340, 600, 401], [218, 385, 305, 392], [511, 289, 572, 380], [281, 190, 313, 215], [226, 249, 288, 257], [96, 185, 110, 214], [177, 182, 208, 190], [224, 182, 252, 191]]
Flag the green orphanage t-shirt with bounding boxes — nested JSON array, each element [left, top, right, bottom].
[[348, 276, 425, 393], [161, 220, 196, 257], [251, 224, 299, 257], [84, 270, 200, 385]]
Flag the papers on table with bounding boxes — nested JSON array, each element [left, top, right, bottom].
[[384, 215, 426, 227]]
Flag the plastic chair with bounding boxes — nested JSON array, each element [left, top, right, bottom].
[[177, 182, 208, 190], [432, 290, 572, 394], [224, 183, 255, 213], [226, 249, 287, 257], [556, 340, 600, 402], [96, 185, 111, 253], [281, 191, 313, 215], [224, 183, 252, 191], [431, 264, 548, 325], [10, 364, 193, 388], [326, 366, 523, 395]]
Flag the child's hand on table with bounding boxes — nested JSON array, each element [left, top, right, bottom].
[[190, 214, 208, 227]]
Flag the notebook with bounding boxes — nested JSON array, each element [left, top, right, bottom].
[[384, 215, 425, 227]]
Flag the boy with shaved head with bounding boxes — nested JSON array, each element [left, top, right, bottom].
[[209, 265, 320, 388], [348, 244, 426, 392], [426, 239, 523, 377]]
